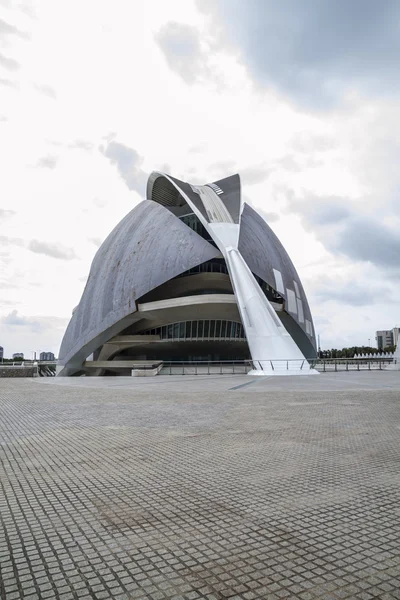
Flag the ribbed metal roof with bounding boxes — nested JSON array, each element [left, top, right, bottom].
[[147, 172, 187, 207]]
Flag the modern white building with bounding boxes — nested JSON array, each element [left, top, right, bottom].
[[376, 328, 399, 349], [58, 172, 317, 376], [40, 352, 55, 361]]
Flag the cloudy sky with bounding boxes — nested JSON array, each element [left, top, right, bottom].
[[1, 0, 399, 358]]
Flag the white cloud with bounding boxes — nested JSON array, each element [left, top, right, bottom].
[[0, 0, 399, 357], [28, 240, 77, 260]]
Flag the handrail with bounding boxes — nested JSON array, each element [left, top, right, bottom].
[[156, 357, 395, 375]]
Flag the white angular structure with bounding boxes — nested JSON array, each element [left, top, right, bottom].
[[390, 344, 400, 370], [57, 172, 317, 376]]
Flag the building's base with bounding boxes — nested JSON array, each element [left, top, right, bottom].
[[383, 363, 400, 371], [248, 367, 319, 377]]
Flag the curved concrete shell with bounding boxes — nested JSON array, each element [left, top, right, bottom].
[[57, 200, 221, 375], [238, 203, 316, 359], [58, 170, 317, 376]]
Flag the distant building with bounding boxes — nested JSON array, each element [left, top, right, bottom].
[[0, 346, 3, 360], [12, 353, 24, 360], [376, 329, 397, 349], [40, 352, 55, 361]]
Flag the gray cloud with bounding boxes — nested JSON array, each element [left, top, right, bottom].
[[0, 208, 15, 219], [155, 22, 204, 84], [290, 132, 335, 154], [33, 83, 56, 99], [102, 140, 147, 195], [237, 154, 323, 189], [313, 280, 393, 307], [0, 52, 19, 70], [240, 164, 272, 185], [243, 199, 279, 224], [188, 144, 207, 154], [334, 216, 400, 269], [0, 77, 18, 89], [36, 155, 58, 169], [261, 211, 279, 224], [46, 138, 93, 151], [28, 240, 77, 260], [2, 309, 30, 326], [88, 237, 102, 248], [1, 310, 68, 333], [287, 191, 400, 269], [209, 159, 237, 173], [0, 16, 28, 39], [0, 234, 24, 247], [92, 197, 108, 208], [291, 195, 351, 226], [199, 0, 400, 108], [69, 139, 93, 151]]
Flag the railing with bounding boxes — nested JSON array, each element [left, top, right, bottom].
[[160, 361, 251, 375], [0, 362, 57, 377], [159, 358, 397, 375], [315, 358, 395, 372]]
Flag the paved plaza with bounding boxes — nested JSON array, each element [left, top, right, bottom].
[[1, 373, 400, 599]]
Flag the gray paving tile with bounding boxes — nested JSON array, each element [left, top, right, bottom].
[[0, 377, 400, 599]]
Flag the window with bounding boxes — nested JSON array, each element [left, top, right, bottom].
[[198, 321, 204, 338], [204, 320, 210, 337], [215, 321, 221, 337], [140, 320, 245, 340], [221, 321, 227, 338], [209, 320, 215, 337]]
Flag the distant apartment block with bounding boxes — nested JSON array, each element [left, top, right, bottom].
[[0, 346, 3, 360], [12, 353, 24, 360], [40, 352, 55, 361], [375, 328, 399, 349]]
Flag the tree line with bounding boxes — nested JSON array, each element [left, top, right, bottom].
[[319, 346, 396, 359]]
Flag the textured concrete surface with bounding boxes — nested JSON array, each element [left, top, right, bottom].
[[1, 375, 400, 599], [238, 202, 316, 358], [0, 367, 35, 378], [58, 199, 220, 374]]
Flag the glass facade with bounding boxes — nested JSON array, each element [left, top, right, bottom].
[[178, 213, 283, 305], [141, 320, 246, 340], [179, 213, 213, 243], [178, 259, 229, 277]]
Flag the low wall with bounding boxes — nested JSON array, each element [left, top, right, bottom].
[[131, 364, 163, 377], [0, 367, 36, 378], [160, 365, 249, 375]]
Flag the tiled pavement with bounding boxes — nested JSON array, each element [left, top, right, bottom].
[[1, 377, 400, 599]]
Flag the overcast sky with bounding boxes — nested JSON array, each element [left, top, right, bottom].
[[1, 0, 399, 358]]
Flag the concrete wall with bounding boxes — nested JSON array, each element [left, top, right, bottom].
[[0, 367, 36, 377], [58, 200, 220, 375]]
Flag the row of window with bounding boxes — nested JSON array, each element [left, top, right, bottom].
[[180, 213, 213, 242], [254, 274, 284, 303], [181, 260, 229, 277], [141, 320, 246, 340]]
